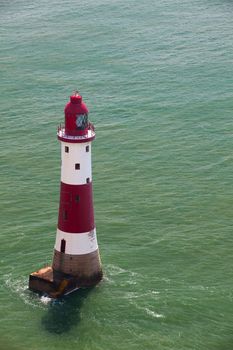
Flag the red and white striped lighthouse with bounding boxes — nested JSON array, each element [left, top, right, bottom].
[[29, 92, 102, 297]]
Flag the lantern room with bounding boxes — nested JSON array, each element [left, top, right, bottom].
[[64, 92, 89, 136]]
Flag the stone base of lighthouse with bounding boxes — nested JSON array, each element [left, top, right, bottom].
[[52, 249, 102, 284], [29, 249, 102, 298]]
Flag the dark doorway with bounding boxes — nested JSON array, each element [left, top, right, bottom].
[[60, 239, 66, 253]]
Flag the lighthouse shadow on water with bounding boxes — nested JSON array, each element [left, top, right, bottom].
[[41, 287, 93, 334]]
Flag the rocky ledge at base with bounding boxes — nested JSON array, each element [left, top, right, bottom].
[[29, 266, 103, 298]]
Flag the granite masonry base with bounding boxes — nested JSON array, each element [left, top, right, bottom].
[[29, 265, 103, 298]]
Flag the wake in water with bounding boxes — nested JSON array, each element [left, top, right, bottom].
[[3, 265, 165, 320], [2, 273, 58, 309], [104, 264, 165, 320], [104, 263, 138, 284]]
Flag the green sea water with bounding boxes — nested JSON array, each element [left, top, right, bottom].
[[1, 0, 233, 349]]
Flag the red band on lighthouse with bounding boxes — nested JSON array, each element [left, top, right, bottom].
[[58, 182, 95, 233]]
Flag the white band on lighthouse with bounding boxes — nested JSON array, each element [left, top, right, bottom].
[[61, 142, 92, 185], [55, 228, 98, 255]]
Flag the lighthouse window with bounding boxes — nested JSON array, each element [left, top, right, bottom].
[[60, 239, 66, 253], [65, 146, 69, 153], [86, 145, 89, 152], [63, 210, 68, 221], [75, 195, 80, 203], [75, 163, 80, 170], [76, 114, 88, 130], [86, 177, 90, 183]]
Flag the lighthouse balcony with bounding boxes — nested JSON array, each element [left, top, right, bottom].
[[57, 123, 95, 143]]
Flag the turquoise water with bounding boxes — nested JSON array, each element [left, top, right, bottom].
[[1, 0, 233, 349]]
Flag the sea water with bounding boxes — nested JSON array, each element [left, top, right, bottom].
[[1, 0, 233, 349]]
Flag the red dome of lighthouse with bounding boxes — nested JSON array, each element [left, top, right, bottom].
[[64, 93, 89, 136]]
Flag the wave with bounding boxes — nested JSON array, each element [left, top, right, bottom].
[[3, 273, 55, 309]]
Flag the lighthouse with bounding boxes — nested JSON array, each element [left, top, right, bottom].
[[29, 92, 102, 297]]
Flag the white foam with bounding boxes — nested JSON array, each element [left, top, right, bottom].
[[144, 308, 165, 319], [40, 295, 52, 305], [106, 264, 138, 277], [132, 302, 165, 319], [3, 273, 51, 309]]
